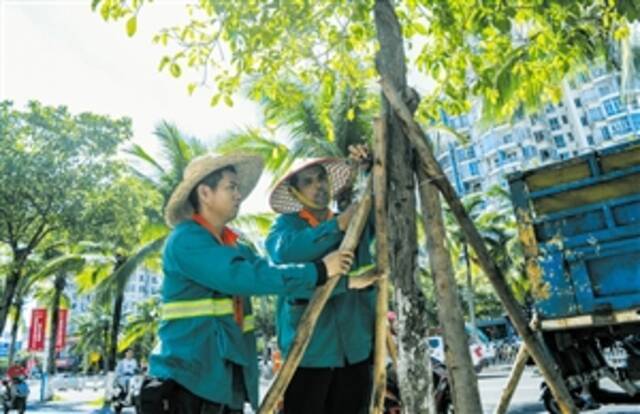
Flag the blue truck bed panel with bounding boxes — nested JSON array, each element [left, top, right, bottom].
[[508, 140, 640, 320]]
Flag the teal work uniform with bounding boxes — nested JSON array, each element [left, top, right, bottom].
[[149, 220, 322, 410], [265, 212, 376, 368]]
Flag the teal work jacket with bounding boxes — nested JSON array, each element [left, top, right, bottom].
[[265, 212, 376, 368], [149, 220, 321, 410]]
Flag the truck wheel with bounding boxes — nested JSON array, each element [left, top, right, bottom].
[[541, 385, 561, 414]]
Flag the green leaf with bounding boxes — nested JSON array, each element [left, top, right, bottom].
[[170, 63, 182, 78], [126, 16, 137, 37], [99, 1, 110, 20], [187, 83, 197, 95], [158, 56, 170, 72], [223, 95, 234, 107], [210, 93, 221, 107]]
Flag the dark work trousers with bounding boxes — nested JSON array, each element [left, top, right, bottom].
[[173, 384, 243, 414], [283, 358, 372, 414]]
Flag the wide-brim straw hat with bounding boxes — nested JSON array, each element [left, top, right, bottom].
[[269, 158, 354, 214], [165, 153, 264, 227]]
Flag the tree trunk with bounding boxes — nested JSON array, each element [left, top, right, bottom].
[[0, 252, 27, 336], [104, 325, 110, 373], [8, 299, 23, 367], [418, 167, 483, 413], [46, 272, 66, 375], [109, 292, 125, 371], [108, 255, 128, 371], [463, 242, 477, 338], [380, 79, 578, 414], [374, 2, 432, 412]]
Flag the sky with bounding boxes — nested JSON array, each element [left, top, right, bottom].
[[0, 0, 272, 214]]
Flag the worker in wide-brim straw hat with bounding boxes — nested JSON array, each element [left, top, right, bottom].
[[265, 144, 378, 414], [142, 152, 356, 414]]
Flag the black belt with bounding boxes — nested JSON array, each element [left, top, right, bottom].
[[288, 298, 309, 306]]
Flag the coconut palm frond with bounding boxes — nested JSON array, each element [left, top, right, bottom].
[[215, 128, 293, 178], [125, 144, 166, 178], [231, 212, 277, 238], [108, 236, 167, 295]]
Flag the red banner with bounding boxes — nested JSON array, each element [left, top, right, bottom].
[[55, 309, 68, 351], [28, 308, 47, 352]]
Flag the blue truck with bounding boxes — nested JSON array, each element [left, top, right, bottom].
[[508, 139, 640, 412]]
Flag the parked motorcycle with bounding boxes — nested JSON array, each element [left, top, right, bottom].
[[1, 376, 28, 414], [110, 371, 143, 414]]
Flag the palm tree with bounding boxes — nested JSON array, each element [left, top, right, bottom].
[[443, 185, 524, 321], [127, 120, 209, 208], [32, 274, 73, 374], [118, 297, 160, 359], [17, 251, 85, 373], [216, 85, 374, 184], [76, 230, 166, 371], [69, 302, 112, 374]]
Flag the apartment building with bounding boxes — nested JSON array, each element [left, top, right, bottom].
[[436, 68, 640, 198]]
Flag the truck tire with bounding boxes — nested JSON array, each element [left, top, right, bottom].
[[541, 386, 561, 414]]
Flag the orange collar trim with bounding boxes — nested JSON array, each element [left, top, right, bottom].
[[191, 214, 239, 246], [298, 208, 334, 228]]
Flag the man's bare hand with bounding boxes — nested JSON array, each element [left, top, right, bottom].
[[348, 144, 372, 166], [322, 250, 355, 278], [348, 273, 381, 290]]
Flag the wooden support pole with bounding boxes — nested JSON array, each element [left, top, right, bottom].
[[258, 183, 373, 414], [418, 164, 483, 413], [380, 78, 578, 414], [494, 342, 530, 414], [494, 315, 540, 414], [371, 117, 391, 414]]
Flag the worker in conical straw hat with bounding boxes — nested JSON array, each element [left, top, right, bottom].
[[144, 152, 355, 414], [266, 144, 377, 414]]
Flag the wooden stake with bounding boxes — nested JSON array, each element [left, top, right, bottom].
[[371, 117, 391, 414], [380, 78, 578, 414], [494, 315, 539, 413], [418, 165, 483, 413], [494, 342, 530, 414], [258, 182, 374, 414]]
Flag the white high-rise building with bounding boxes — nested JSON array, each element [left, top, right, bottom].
[[435, 67, 640, 198], [66, 267, 161, 333]]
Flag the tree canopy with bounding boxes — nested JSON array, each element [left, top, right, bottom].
[[0, 100, 134, 334], [0, 100, 131, 253], [95, 0, 639, 124]]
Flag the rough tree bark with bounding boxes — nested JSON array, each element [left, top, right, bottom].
[[8, 298, 23, 367], [418, 166, 483, 413], [109, 291, 125, 370], [108, 255, 127, 371], [46, 272, 66, 374], [374, 1, 432, 412], [380, 79, 578, 414], [0, 248, 29, 336]]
